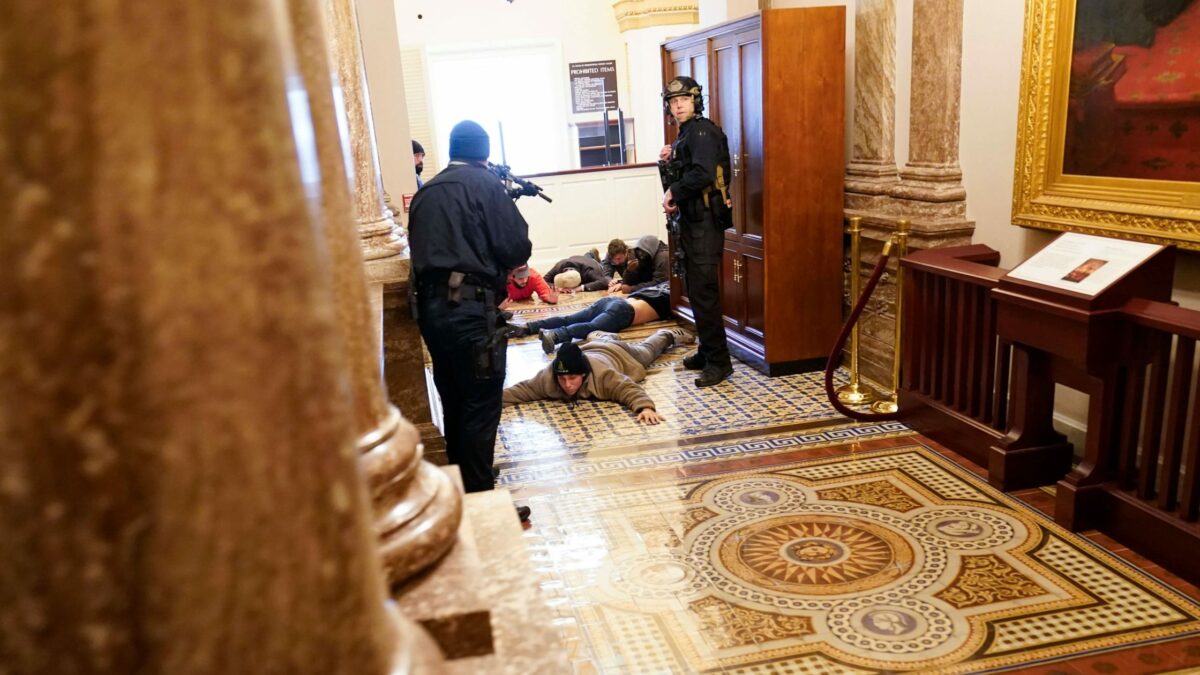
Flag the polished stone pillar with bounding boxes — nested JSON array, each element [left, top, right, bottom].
[[325, 0, 406, 259], [894, 0, 971, 229], [844, 0, 900, 209], [293, 0, 462, 584], [0, 0, 440, 671], [842, 0, 974, 387]]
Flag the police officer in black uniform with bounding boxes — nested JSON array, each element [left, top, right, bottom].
[[661, 76, 734, 387], [408, 120, 532, 518]]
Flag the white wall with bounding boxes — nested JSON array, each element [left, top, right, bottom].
[[699, 0, 728, 27], [514, 165, 668, 273], [622, 24, 685, 163], [394, 0, 633, 170], [358, 0, 419, 218]]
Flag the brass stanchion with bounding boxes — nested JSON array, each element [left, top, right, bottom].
[[871, 219, 910, 414], [836, 217, 879, 406]]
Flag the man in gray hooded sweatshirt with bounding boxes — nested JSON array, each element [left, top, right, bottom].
[[502, 329, 694, 423], [610, 235, 669, 294]]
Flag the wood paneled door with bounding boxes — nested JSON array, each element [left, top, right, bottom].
[[663, 8, 844, 375]]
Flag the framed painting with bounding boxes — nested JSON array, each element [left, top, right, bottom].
[[1013, 0, 1200, 248]]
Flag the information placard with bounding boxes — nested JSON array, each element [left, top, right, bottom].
[[569, 60, 618, 114], [1005, 232, 1164, 296]]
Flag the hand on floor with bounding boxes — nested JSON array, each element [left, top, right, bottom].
[[637, 409, 663, 425]]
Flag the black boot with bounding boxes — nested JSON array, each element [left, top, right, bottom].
[[515, 504, 531, 522], [695, 363, 733, 388], [682, 350, 707, 370], [500, 324, 529, 339]]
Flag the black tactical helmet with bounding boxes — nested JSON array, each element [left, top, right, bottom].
[[661, 76, 704, 115]]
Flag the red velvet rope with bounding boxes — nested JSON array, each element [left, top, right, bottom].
[[824, 249, 901, 422]]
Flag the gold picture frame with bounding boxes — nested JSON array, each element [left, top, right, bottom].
[[1012, 0, 1200, 249]]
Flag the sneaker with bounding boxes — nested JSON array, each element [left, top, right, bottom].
[[539, 329, 557, 354], [682, 351, 707, 370], [587, 247, 601, 262], [695, 364, 733, 388], [667, 328, 696, 346], [515, 504, 532, 523]]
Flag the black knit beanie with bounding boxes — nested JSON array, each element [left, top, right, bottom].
[[412, 139, 425, 155], [552, 342, 591, 376], [448, 120, 490, 162]]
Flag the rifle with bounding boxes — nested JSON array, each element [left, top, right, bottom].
[[487, 162, 553, 202], [657, 158, 687, 281]]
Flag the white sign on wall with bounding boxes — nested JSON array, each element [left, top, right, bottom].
[[569, 60, 618, 113]]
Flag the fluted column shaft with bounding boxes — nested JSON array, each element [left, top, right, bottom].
[[297, 0, 462, 585], [325, 0, 405, 259], [0, 0, 438, 671]]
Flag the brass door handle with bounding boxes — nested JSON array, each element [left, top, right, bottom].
[[731, 152, 739, 177], [733, 258, 742, 283]]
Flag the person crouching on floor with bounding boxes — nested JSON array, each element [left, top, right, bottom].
[[501, 263, 557, 309], [502, 329, 694, 424], [509, 281, 674, 353]]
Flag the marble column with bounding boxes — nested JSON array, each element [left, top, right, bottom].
[[844, 0, 900, 210], [294, 0, 462, 584], [842, 0, 974, 387], [892, 0, 973, 241], [0, 0, 441, 671], [325, 0, 406, 259]]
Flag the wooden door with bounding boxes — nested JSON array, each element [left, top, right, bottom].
[[713, 34, 742, 234], [721, 241, 743, 331], [737, 29, 764, 243], [664, 44, 710, 146]]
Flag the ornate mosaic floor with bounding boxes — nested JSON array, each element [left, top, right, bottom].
[[519, 443, 1200, 674], [498, 305, 855, 470], [432, 293, 1200, 672]]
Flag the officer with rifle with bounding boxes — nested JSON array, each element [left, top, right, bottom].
[[408, 120, 533, 521], [658, 76, 734, 387]]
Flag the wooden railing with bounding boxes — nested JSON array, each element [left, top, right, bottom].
[[899, 246, 1010, 468], [894, 245, 1199, 583], [1107, 300, 1200, 527]]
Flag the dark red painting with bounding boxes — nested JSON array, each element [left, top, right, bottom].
[[1064, 0, 1200, 182]]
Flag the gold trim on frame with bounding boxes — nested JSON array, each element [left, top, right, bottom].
[[1012, 0, 1200, 249], [612, 0, 699, 33]]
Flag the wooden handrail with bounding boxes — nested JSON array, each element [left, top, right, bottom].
[[901, 245, 1007, 286], [1120, 298, 1200, 340]]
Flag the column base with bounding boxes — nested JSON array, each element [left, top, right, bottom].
[[361, 406, 463, 585], [394, 485, 570, 673], [361, 215, 407, 261]]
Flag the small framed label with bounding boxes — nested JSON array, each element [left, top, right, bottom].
[[1006, 232, 1164, 296], [402, 193, 415, 214]]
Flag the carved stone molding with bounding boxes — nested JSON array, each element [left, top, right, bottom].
[[612, 0, 699, 32]]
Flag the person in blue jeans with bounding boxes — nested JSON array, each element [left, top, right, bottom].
[[515, 283, 674, 353]]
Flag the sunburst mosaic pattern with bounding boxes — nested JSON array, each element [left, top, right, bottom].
[[523, 445, 1200, 673]]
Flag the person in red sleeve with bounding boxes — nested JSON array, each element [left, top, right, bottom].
[[502, 264, 557, 308]]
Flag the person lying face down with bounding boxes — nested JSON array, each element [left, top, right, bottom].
[[510, 281, 673, 353], [544, 254, 609, 292], [502, 329, 695, 425], [609, 235, 669, 294], [502, 264, 557, 307]]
